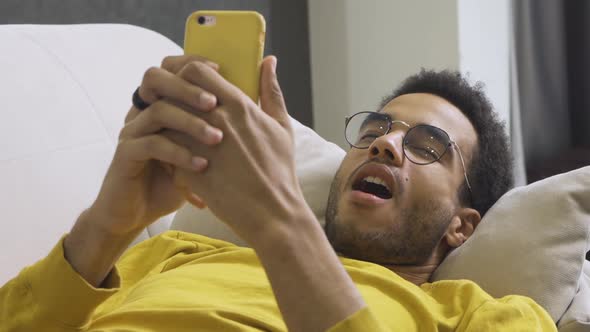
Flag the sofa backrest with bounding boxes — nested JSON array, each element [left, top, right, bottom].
[[0, 24, 182, 284]]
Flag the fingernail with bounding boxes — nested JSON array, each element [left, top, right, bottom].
[[199, 92, 216, 108], [192, 157, 208, 171], [206, 127, 223, 142]]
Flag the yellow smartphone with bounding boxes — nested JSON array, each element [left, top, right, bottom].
[[184, 10, 266, 102]]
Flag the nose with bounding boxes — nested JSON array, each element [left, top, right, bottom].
[[368, 131, 404, 166]]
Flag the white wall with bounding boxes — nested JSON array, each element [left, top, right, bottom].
[[308, 0, 510, 147], [309, 0, 460, 148], [457, 0, 510, 130], [307, 1, 351, 148]]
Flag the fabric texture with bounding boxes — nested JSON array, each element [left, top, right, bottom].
[[433, 166, 590, 323], [0, 231, 556, 331]]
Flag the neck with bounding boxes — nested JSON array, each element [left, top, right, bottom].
[[382, 263, 438, 285], [382, 243, 449, 286]]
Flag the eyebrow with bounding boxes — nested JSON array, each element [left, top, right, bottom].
[[366, 111, 387, 122], [376, 109, 430, 127], [425, 126, 448, 141]]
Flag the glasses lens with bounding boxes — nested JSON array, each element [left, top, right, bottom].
[[404, 125, 450, 164], [345, 112, 389, 148]]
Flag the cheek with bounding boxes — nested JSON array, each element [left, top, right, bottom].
[[408, 165, 457, 203], [336, 152, 362, 190]]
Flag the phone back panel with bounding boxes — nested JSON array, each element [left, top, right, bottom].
[[184, 11, 265, 102]]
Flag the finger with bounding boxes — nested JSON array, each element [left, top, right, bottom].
[[120, 134, 209, 173], [138, 67, 218, 110], [178, 61, 244, 106], [182, 187, 207, 209], [161, 55, 219, 74], [260, 56, 292, 132], [161, 162, 175, 176], [124, 107, 140, 124], [119, 101, 223, 145]]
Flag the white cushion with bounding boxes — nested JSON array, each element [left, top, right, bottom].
[[558, 261, 590, 331], [170, 117, 346, 246], [432, 166, 590, 323], [0, 24, 182, 284]]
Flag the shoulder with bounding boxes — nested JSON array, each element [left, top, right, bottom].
[[423, 280, 556, 331]]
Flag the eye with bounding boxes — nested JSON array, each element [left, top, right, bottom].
[[417, 146, 441, 160], [405, 142, 442, 162], [357, 130, 382, 144]]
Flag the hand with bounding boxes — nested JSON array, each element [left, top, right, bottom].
[[88, 56, 223, 236], [172, 56, 309, 243], [166, 59, 366, 332]]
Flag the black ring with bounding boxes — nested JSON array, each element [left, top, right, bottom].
[[132, 87, 151, 110]]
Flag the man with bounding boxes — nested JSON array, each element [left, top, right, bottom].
[[1, 55, 555, 331]]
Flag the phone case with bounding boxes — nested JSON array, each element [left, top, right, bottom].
[[184, 10, 266, 102]]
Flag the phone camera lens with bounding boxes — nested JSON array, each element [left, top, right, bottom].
[[197, 16, 206, 25]]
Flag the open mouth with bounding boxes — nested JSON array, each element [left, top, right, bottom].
[[352, 175, 393, 199]]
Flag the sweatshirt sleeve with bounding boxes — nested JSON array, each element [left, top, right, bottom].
[[326, 307, 388, 332], [458, 295, 558, 332], [0, 235, 120, 332]]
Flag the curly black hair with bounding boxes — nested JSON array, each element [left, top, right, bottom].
[[380, 69, 513, 217]]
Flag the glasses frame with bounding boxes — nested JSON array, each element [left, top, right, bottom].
[[344, 111, 473, 198]]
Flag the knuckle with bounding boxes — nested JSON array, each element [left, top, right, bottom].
[[141, 67, 162, 91], [141, 107, 157, 124], [160, 56, 174, 70], [118, 127, 128, 141], [142, 66, 160, 84], [124, 108, 137, 124], [193, 118, 209, 137], [233, 96, 253, 114], [183, 61, 208, 78]]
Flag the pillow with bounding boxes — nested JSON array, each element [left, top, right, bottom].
[[432, 166, 590, 323], [557, 261, 590, 332], [170, 117, 346, 246]]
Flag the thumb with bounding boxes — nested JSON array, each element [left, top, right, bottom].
[[260, 56, 291, 132]]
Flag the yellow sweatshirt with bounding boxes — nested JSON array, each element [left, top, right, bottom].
[[1, 230, 556, 331]]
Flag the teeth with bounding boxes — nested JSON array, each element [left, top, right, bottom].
[[362, 176, 391, 193]]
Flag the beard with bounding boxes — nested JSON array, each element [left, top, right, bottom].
[[324, 169, 453, 266]]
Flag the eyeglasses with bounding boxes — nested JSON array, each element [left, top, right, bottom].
[[344, 111, 473, 197]]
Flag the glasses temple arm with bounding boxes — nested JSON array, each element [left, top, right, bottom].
[[453, 142, 473, 194]]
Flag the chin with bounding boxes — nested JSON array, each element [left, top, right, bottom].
[[337, 197, 399, 231]]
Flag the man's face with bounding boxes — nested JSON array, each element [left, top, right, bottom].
[[324, 93, 477, 265]]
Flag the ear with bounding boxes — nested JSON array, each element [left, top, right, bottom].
[[444, 208, 481, 248]]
